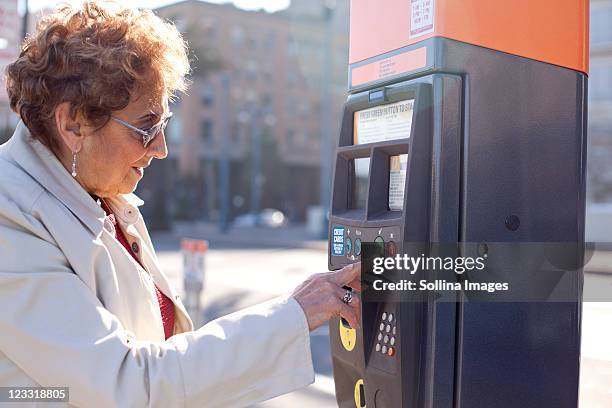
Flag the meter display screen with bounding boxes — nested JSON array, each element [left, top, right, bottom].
[[351, 158, 370, 210], [353, 99, 415, 145], [389, 154, 408, 211]]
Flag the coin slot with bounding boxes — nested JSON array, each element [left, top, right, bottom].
[[354, 379, 366, 408]]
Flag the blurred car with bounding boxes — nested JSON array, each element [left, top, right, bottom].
[[233, 208, 288, 228]]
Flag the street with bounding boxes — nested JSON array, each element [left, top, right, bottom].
[[152, 228, 612, 407]]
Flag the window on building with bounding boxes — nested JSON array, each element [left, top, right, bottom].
[[248, 36, 258, 49], [298, 100, 310, 117], [246, 60, 258, 81], [262, 93, 272, 107], [231, 121, 242, 144], [286, 129, 295, 147], [288, 36, 298, 56], [201, 120, 214, 145], [309, 135, 320, 151], [591, 3, 612, 46], [287, 71, 298, 86], [200, 84, 214, 107], [264, 31, 276, 49], [589, 62, 612, 101], [202, 18, 217, 39], [231, 25, 245, 45], [166, 114, 182, 145]]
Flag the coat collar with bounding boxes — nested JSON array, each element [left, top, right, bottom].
[[7, 121, 145, 235]]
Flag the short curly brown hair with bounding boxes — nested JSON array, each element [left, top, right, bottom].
[[6, 1, 190, 155]]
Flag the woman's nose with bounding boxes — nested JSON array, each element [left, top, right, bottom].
[[147, 130, 168, 159]]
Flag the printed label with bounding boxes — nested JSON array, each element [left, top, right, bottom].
[[354, 100, 415, 145], [351, 47, 427, 88], [389, 154, 408, 211], [410, 0, 435, 38], [332, 225, 345, 256]]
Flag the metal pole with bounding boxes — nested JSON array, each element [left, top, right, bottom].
[[319, 2, 335, 238], [250, 112, 262, 224], [218, 74, 231, 232], [22, 0, 28, 40]]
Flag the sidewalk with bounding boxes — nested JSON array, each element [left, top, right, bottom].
[[585, 247, 612, 274], [152, 240, 337, 408]]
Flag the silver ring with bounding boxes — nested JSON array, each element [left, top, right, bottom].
[[342, 290, 353, 304]]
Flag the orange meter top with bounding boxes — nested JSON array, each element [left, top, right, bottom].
[[349, 0, 589, 75]]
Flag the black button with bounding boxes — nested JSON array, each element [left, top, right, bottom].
[[131, 242, 139, 253]]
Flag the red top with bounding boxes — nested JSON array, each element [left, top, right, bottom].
[[99, 199, 176, 340]]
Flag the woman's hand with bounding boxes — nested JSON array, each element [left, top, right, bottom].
[[291, 262, 361, 332]]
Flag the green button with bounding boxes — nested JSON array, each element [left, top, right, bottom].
[[374, 236, 385, 257]]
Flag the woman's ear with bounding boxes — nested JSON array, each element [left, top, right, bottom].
[[54, 102, 84, 153]]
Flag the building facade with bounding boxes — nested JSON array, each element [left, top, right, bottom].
[[589, 0, 612, 203], [141, 0, 350, 225]]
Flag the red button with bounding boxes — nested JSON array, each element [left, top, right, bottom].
[[385, 241, 397, 257], [387, 347, 395, 357]]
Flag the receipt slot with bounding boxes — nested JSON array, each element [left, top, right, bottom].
[[328, 1, 587, 407]]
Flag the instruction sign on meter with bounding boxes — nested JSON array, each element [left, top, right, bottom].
[[389, 154, 408, 211], [353, 99, 415, 145]]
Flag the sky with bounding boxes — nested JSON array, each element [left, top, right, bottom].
[[27, 0, 291, 13]]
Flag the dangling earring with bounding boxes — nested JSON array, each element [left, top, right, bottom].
[[71, 151, 77, 178]]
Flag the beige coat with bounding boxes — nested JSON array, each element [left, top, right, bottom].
[[0, 122, 314, 407]]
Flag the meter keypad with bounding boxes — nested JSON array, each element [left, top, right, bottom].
[[374, 310, 397, 358]]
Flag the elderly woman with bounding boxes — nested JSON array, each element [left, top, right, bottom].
[[0, 2, 361, 407]]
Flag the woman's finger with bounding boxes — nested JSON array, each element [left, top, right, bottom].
[[331, 284, 360, 308], [344, 277, 362, 292], [331, 285, 361, 328], [330, 262, 361, 288], [333, 298, 360, 329]]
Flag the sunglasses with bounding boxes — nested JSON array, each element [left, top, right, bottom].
[[110, 112, 173, 148]]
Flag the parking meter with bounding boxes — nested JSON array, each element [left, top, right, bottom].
[[328, 1, 588, 407]]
